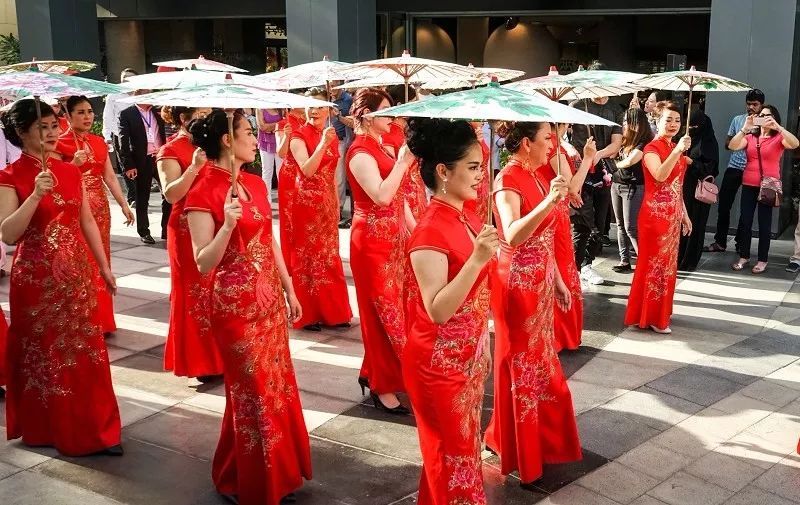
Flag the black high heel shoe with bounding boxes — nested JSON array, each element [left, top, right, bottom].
[[358, 376, 369, 395], [280, 493, 297, 504], [303, 323, 322, 332], [370, 393, 410, 415], [219, 494, 239, 505]]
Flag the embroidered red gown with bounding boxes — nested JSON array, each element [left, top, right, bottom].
[[347, 134, 407, 394], [158, 135, 224, 377], [185, 165, 311, 505], [485, 160, 582, 483], [55, 130, 116, 334], [288, 124, 352, 328], [541, 142, 583, 351], [463, 139, 491, 223], [404, 198, 491, 505], [0, 154, 121, 455], [382, 122, 427, 222], [277, 113, 305, 273], [624, 138, 687, 330]]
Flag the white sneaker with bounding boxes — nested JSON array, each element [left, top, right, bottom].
[[580, 265, 605, 285]]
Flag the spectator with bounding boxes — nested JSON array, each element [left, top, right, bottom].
[[705, 89, 765, 252], [631, 90, 670, 134], [610, 107, 653, 273], [329, 81, 355, 227], [256, 108, 283, 195], [729, 105, 799, 273], [570, 95, 623, 285], [118, 94, 168, 245], [103, 68, 139, 206], [787, 209, 800, 273], [678, 108, 719, 271]]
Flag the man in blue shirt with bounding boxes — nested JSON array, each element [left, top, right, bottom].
[[329, 82, 354, 227], [705, 89, 765, 252]]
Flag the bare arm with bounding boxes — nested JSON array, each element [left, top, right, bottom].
[[404, 200, 416, 232], [644, 136, 690, 183], [595, 133, 623, 160], [349, 147, 413, 207], [615, 148, 644, 169], [276, 126, 292, 158], [495, 185, 560, 248], [728, 131, 748, 151], [291, 129, 336, 178], [158, 150, 205, 204], [0, 171, 55, 245], [103, 156, 129, 208]]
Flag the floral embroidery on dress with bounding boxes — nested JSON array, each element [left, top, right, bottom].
[[445, 454, 488, 505], [508, 226, 555, 291], [645, 177, 683, 301], [374, 295, 406, 353]]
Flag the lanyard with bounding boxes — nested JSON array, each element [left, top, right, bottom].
[[138, 108, 153, 129]]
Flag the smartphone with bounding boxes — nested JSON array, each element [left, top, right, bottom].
[[753, 116, 765, 126]]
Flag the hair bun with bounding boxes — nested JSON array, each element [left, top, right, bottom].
[[406, 118, 451, 161]]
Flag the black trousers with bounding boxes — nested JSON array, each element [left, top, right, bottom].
[[713, 167, 743, 248], [571, 185, 606, 267], [134, 155, 171, 239], [112, 134, 137, 204], [736, 185, 773, 262], [678, 177, 711, 271]]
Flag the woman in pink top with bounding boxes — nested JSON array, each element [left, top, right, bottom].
[[729, 105, 799, 274]]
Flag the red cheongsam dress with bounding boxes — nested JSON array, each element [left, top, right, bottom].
[[185, 165, 311, 505], [277, 113, 305, 273], [463, 139, 491, 223], [404, 198, 491, 505], [485, 160, 582, 483], [540, 141, 583, 351], [55, 130, 116, 334], [624, 137, 687, 330], [158, 134, 224, 377], [288, 123, 352, 328], [0, 311, 7, 389], [383, 121, 428, 222], [0, 153, 121, 455], [346, 134, 407, 394]]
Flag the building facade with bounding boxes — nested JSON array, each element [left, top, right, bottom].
[[13, 0, 800, 233]]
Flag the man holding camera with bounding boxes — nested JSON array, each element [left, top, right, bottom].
[[705, 89, 765, 253]]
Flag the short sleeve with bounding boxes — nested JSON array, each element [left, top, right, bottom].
[[494, 168, 524, 197], [408, 220, 450, 255], [156, 143, 177, 162], [53, 138, 74, 161], [0, 167, 13, 188], [184, 176, 216, 214], [728, 116, 741, 136]]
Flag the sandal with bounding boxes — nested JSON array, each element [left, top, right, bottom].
[[731, 259, 749, 271], [752, 262, 768, 274], [703, 242, 726, 253]]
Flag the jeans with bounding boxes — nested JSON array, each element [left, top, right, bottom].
[[736, 185, 773, 262], [134, 155, 171, 239], [259, 149, 282, 195], [713, 166, 744, 248], [611, 183, 644, 264]]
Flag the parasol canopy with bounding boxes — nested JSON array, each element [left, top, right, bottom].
[[152, 55, 247, 73], [121, 69, 276, 91], [0, 59, 96, 75], [119, 83, 334, 109], [505, 65, 642, 101], [421, 64, 524, 90], [0, 70, 124, 100], [255, 56, 357, 90]]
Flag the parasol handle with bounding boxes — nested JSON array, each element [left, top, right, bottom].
[[34, 96, 47, 171], [685, 87, 693, 136], [555, 123, 562, 178], [487, 124, 495, 225], [326, 79, 334, 125], [405, 76, 409, 104], [226, 110, 237, 198]]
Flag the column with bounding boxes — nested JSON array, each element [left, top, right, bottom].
[[705, 0, 800, 233], [104, 20, 145, 81], [15, 0, 101, 67], [456, 17, 488, 67], [286, 0, 376, 65]]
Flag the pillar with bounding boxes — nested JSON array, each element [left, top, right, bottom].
[[705, 0, 800, 234], [15, 0, 101, 69], [286, 0, 376, 65], [104, 20, 145, 81], [456, 17, 488, 67]]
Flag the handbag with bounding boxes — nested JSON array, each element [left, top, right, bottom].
[[694, 175, 719, 204], [756, 139, 782, 207]]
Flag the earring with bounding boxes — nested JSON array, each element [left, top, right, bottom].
[[442, 178, 448, 194]]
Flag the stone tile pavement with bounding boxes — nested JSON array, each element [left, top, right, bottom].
[[1, 195, 800, 504]]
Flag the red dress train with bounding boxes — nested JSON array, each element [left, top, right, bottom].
[[185, 165, 311, 505], [55, 131, 116, 334], [542, 143, 583, 351], [624, 138, 687, 330], [0, 154, 121, 455], [485, 160, 582, 483], [288, 123, 352, 328], [277, 113, 305, 273], [404, 198, 491, 504], [346, 134, 407, 394], [158, 135, 224, 377]]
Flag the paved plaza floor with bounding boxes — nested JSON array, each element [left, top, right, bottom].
[[1, 194, 800, 504]]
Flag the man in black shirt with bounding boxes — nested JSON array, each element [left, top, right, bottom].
[[570, 96, 623, 285]]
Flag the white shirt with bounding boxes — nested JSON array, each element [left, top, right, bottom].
[[102, 92, 132, 142], [0, 128, 20, 169]]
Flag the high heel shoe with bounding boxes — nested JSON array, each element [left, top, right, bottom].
[[358, 376, 369, 395], [370, 393, 410, 415]]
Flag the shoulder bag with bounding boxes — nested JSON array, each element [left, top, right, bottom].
[[756, 138, 782, 207], [694, 175, 718, 204]]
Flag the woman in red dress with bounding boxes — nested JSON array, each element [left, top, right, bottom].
[[185, 111, 309, 505], [0, 312, 6, 398], [156, 106, 224, 381], [276, 107, 306, 272], [0, 99, 122, 456], [404, 119, 498, 504], [486, 121, 582, 486], [544, 124, 597, 351], [347, 87, 415, 413], [624, 101, 692, 334], [287, 88, 352, 331], [53, 95, 135, 335]]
